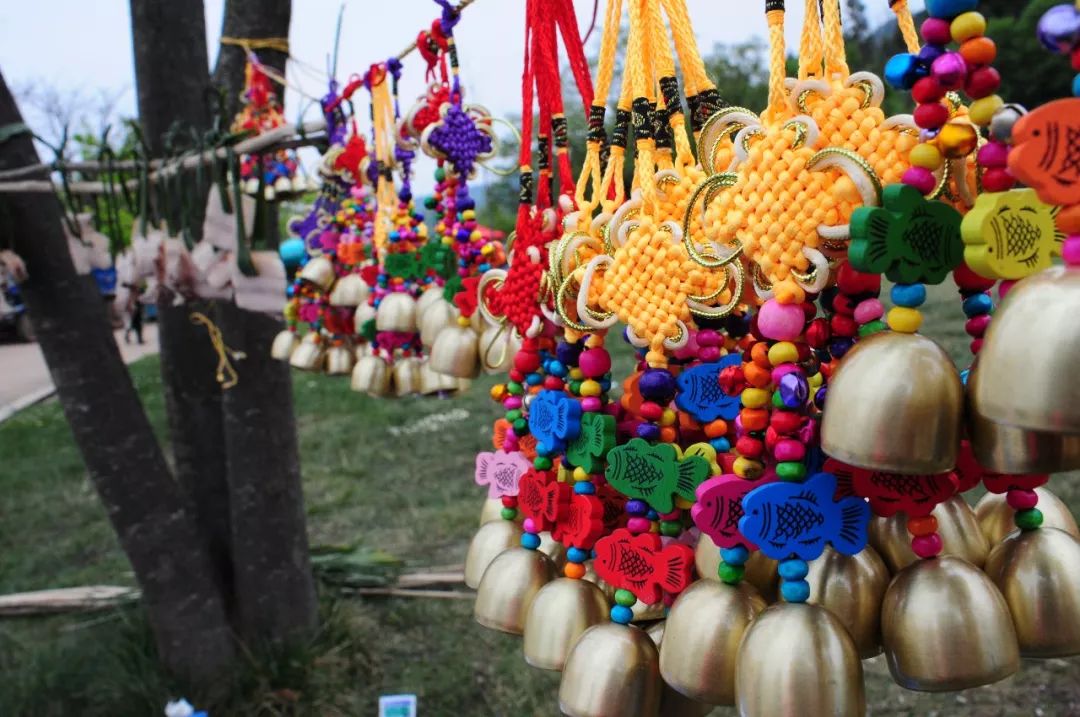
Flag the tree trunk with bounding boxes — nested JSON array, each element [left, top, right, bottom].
[[0, 69, 235, 685], [157, 297, 234, 613], [211, 0, 292, 121], [128, 0, 211, 156], [217, 303, 317, 644]]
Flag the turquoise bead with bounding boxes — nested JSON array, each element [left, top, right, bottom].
[[1074, 73, 1080, 97], [521, 533, 541, 550], [720, 545, 750, 566], [573, 481, 596, 495], [567, 547, 589, 563], [781, 579, 811, 603], [890, 283, 927, 308], [710, 437, 731, 453], [885, 53, 923, 90], [778, 558, 809, 581], [610, 605, 634, 624], [962, 293, 993, 317], [925, 0, 978, 19]]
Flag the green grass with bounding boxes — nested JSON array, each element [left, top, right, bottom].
[[1, 284, 1080, 715]]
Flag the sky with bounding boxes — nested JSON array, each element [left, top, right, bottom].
[[0, 0, 925, 192]]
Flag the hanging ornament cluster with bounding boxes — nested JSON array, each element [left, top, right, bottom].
[[463, 0, 1080, 715], [231, 53, 310, 200], [271, 0, 511, 397]]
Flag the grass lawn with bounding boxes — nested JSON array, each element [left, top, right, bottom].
[[2, 283, 1080, 716]]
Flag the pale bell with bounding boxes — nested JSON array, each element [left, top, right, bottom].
[[350, 354, 390, 396], [429, 324, 480, 378], [975, 487, 1079, 545], [288, 332, 324, 371], [270, 330, 299, 361], [375, 291, 418, 333], [328, 273, 370, 307], [869, 495, 989, 573], [418, 299, 458, 348], [324, 343, 355, 376], [391, 356, 421, 396], [298, 255, 335, 290], [821, 331, 963, 473], [799, 545, 889, 659], [882, 556, 1019, 691]]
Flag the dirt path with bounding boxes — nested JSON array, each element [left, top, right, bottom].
[[0, 323, 159, 422]]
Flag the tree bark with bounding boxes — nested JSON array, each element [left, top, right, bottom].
[[128, 0, 211, 156], [211, 0, 292, 121], [157, 297, 234, 612], [217, 303, 317, 644], [0, 69, 235, 685]]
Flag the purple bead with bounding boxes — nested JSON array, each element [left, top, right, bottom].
[[931, 52, 968, 91], [917, 44, 945, 66], [779, 372, 810, 408], [556, 340, 582, 366], [1038, 5, 1080, 54], [919, 128, 941, 144], [636, 423, 661, 441], [829, 337, 855, 359], [814, 386, 827, 409], [626, 499, 649, 516], [639, 368, 677, 403]]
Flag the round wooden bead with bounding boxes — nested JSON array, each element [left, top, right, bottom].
[[887, 306, 923, 333], [911, 532, 943, 558], [960, 36, 997, 66], [950, 11, 986, 43], [969, 94, 1004, 126], [912, 76, 946, 104], [965, 66, 1001, 100], [910, 142, 944, 170]]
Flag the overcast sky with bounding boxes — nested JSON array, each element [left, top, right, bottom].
[[0, 0, 924, 192]]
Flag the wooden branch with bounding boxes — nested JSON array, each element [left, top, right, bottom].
[[0, 586, 139, 616], [346, 588, 475, 600]]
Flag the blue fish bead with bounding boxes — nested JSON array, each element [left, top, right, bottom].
[[925, 0, 979, 19], [567, 547, 590, 563], [962, 293, 993, 318], [710, 437, 731, 453], [610, 605, 634, 624], [626, 500, 648, 516], [781, 579, 811, 603], [890, 283, 927, 308], [778, 558, 810, 581], [521, 533, 541, 550], [884, 53, 923, 91], [535, 443, 553, 457], [636, 423, 661, 441], [720, 545, 750, 566], [574, 481, 596, 495]]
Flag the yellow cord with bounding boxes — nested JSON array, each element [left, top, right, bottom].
[[220, 36, 291, 54], [891, 0, 921, 54], [189, 312, 246, 390], [822, 0, 850, 78], [798, 0, 824, 80], [764, 9, 789, 125]]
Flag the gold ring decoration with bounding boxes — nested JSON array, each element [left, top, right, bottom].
[[555, 270, 600, 333], [482, 319, 511, 369], [503, 231, 517, 263], [808, 146, 885, 243], [782, 116, 820, 150], [792, 246, 831, 293], [792, 79, 833, 114], [574, 256, 618, 330], [682, 172, 742, 268], [662, 319, 690, 352], [476, 114, 524, 177], [688, 260, 746, 320], [845, 72, 886, 109], [698, 107, 761, 173], [476, 269, 508, 326], [751, 262, 775, 300], [733, 125, 766, 166]]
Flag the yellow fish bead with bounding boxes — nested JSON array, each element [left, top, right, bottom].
[[910, 142, 943, 171], [969, 95, 1003, 127], [887, 306, 923, 334], [741, 388, 770, 409], [767, 341, 799, 366]]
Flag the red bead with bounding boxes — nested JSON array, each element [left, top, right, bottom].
[[831, 293, 856, 316], [965, 314, 991, 337], [639, 401, 664, 421], [800, 301, 818, 322], [508, 369, 525, 382], [970, 338, 984, 354], [965, 66, 1001, 100], [795, 343, 812, 362], [1072, 45, 1080, 72], [736, 435, 765, 459], [911, 533, 943, 559], [719, 365, 745, 395], [805, 318, 831, 349], [770, 410, 803, 435], [501, 496, 518, 508], [763, 426, 780, 451], [1006, 488, 1039, 511], [914, 101, 949, 130], [911, 77, 946, 104], [514, 351, 541, 373], [543, 376, 565, 390], [830, 314, 857, 338], [819, 360, 836, 380], [982, 167, 1016, 193], [953, 261, 996, 292], [835, 261, 881, 295]]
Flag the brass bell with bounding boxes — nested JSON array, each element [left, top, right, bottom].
[[418, 298, 458, 348], [558, 623, 662, 717], [632, 600, 666, 623], [419, 359, 457, 395], [821, 331, 962, 473], [967, 361, 1080, 473], [270, 330, 299, 361], [416, 286, 445, 316], [375, 292, 418, 333], [985, 528, 1080, 657], [523, 577, 609, 671], [582, 561, 617, 601], [736, 603, 865, 716], [353, 302, 376, 332], [429, 324, 481, 378], [537, 531, 567, 571], [659, 579, 765, 705], [464, 519, 522, 589], [392, 356, 421, 396], [975, 488, 1079, 545], [473, 547, 555, 634], [324, 343, 355, 376], [479, 324, 522, 374], [328, 273, 370, 307], [298, 255, 335, 290], [869, 495, 990, 573], [695, 532, 779, 602], [881, 556, 1019, 691], [479, 498, 507, 526], [456, 377, 472, 393], [973, 265, 1080, 434], [646, 621, 716, 717], [350, 354, 390, 396], [798, 545, 889, 659], [289, 332, 325, 371]]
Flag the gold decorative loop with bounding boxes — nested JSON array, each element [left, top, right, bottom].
[[555, 272, 597, 333], [688, 261, 745, 320], [783, 119, 809, 149], [852, 79, 876, 109], [806, 147, 884, 205], [476, 269, 508, 327], [482, 319, 511, 369], [682, 173, 742, 268]]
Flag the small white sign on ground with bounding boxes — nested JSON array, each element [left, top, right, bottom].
[[378, 694, 417, 717]]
